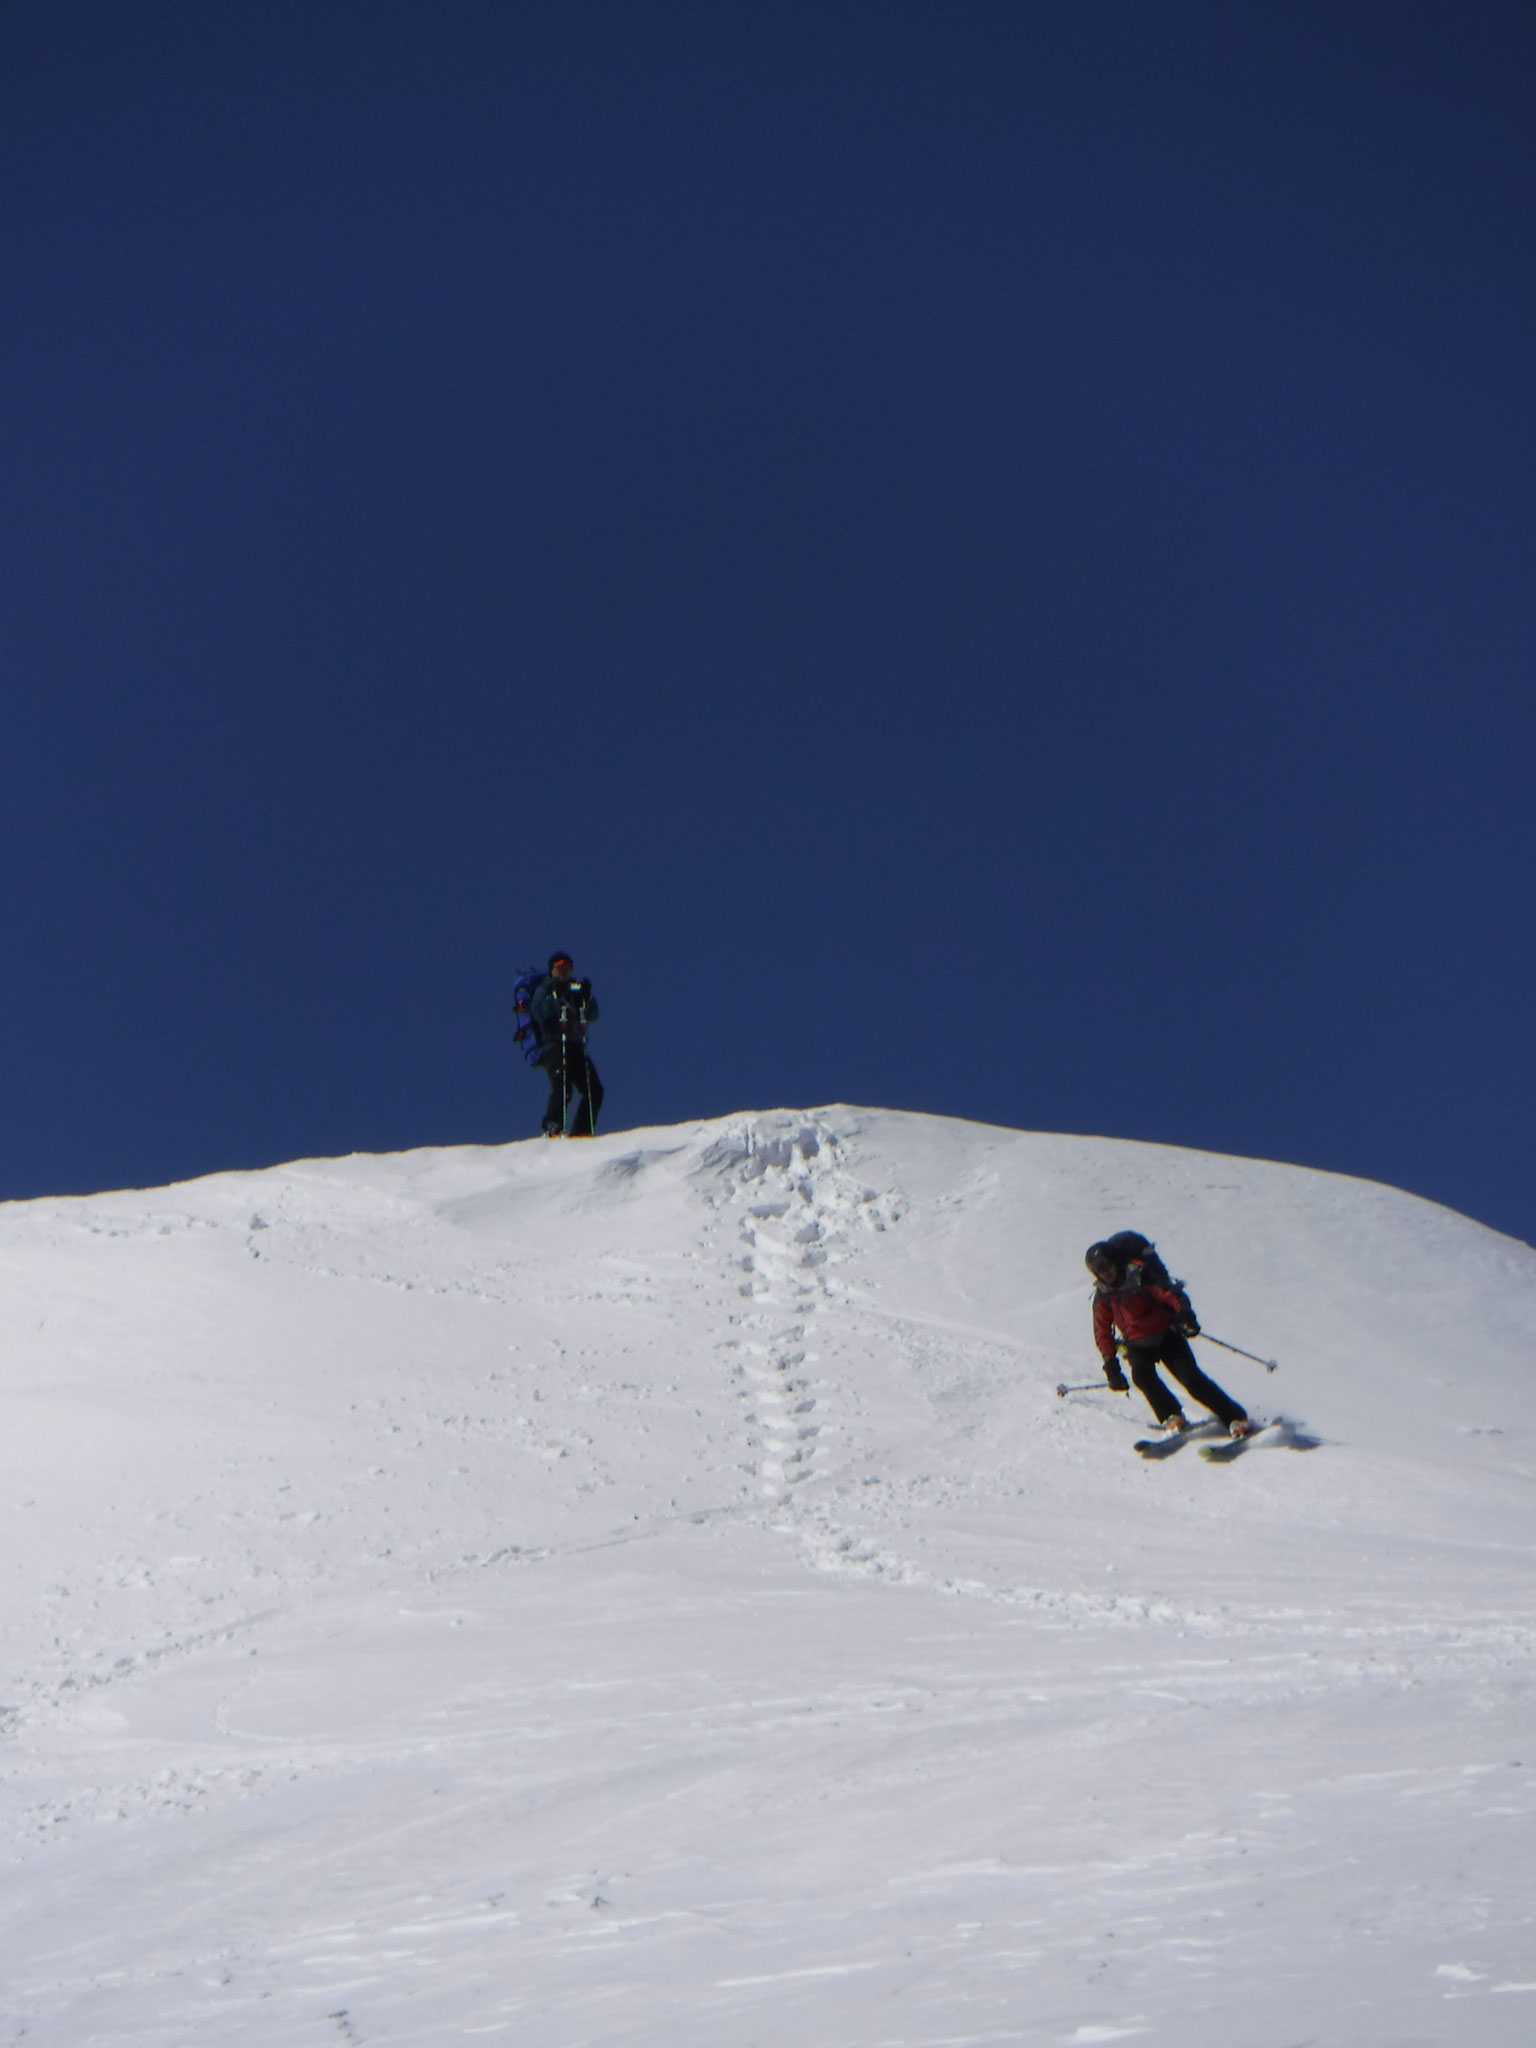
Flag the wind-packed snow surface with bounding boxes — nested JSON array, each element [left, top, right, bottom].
[[2, 1107, 1534, 2045]]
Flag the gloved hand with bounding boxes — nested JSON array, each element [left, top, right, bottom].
[[1103, 1359, 1129, 1393], [1179, 1315, 1200, 1339]]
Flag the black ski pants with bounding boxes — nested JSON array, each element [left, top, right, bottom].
[[1123, 1330, 1247, 1428], [539, 1044, 603, 1136]]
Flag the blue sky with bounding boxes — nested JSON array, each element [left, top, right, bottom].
[[3, 1, 1533, 1243]]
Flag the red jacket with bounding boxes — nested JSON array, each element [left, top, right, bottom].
[[1093, 1282, 1192, 1361]]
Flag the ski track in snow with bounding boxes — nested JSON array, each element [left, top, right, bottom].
[[2, 1106, 1535, 2044], [706, 1115, 915, 1582]]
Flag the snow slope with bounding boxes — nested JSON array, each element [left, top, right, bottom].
[[2, 1107, 1533, 2045]]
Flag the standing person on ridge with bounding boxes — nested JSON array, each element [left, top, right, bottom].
[[529, 951, 603, 1137], [1086, 1231, 1255, 1437]]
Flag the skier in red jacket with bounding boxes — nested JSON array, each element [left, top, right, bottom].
[[1087, 1234, 1254, 1437]]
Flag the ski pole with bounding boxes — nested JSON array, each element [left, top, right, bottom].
[[1056, 1380, 1126, 1397], [1194, 1331, 1278, 1373], [577, 993, 597, 1135]]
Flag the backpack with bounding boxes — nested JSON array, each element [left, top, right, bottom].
[[511, 967, 550, 1065], [1102, 1230, 1179, 1293]]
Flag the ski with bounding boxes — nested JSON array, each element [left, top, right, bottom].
[[1199, 1422, 1276, 1462], [1134, 1433, 1188, 1459], [1133, 1422, 1222, 1459]]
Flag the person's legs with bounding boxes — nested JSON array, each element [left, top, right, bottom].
[[540, 1051, 568, 1135], [568, 1052, 603, 1135], [1123, 1342, 1184, 1425], [582, 1056, 603, 1132], [1157, 1331, 1247, 1428]]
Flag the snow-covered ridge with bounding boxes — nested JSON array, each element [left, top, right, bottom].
[[3, 1108, 1534, 2043]]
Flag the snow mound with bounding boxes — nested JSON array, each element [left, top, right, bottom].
[[3, 1107, 1534, 2044]]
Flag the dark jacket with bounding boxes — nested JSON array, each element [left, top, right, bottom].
[[1093, 1278, 1195, 1362], [529, 975, 598, 1050]]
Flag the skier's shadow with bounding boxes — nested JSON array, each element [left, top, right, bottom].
[[1269, 1416, 1325, 1451]]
